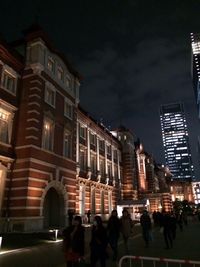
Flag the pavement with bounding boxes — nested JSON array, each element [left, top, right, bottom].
[[0, 217, 200, 267]]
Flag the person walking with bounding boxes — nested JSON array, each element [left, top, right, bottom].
[[107, 209, 121, 261], [90, 215, 108, 267], [161, 210, 173, 249], [120, 208, 133, 255], [140, 210, 152, 248], [62, 215, 85, 267]]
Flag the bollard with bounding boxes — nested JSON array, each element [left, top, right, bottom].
[[54, 229, 58, 241], [0, 236, 2, 252]]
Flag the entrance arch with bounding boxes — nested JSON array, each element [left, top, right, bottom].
[[43, 187, 65, 229]]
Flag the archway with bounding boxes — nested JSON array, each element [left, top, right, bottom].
[[43, 187, 64, 229]]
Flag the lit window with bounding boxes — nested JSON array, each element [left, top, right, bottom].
[[47, 57, 55, 73], [57, 66, 64, 81], [0, 110, 9, 143], [1, 70, 16, 95], [63, 131, 72, 158], [42, 118, 54, 151], [45, 83, 55, 107], [64, 100, 73, 119]]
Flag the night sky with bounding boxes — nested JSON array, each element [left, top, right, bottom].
[[1, 0, 200, 178]]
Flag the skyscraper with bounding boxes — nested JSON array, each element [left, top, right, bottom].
[[160, 103, 194, 181], [191, 32, 200, 119]]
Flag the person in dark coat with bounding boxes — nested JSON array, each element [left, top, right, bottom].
[[140, 210, 152, 248], [161, 210, 173, 249], [107, 209, 121, 261], [63, 215, 85, 267], [90, 215, 108, 267], [87, 210, 91, 224]]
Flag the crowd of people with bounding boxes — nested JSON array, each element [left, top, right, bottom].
[[62, 208, 192, 267]]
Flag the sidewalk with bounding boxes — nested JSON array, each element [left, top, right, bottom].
[[58, 219, 200, 267], [0, 220, 200, 267]]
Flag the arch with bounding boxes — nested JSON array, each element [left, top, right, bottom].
[[41, 180, 68, 229]]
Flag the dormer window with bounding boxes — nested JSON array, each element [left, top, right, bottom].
[[1, 70, 17, 95], [47, 57, 55, 73]]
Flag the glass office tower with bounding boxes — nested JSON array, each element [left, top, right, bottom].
[[160, 103, 194, 181], [191, 32, 200, 119]]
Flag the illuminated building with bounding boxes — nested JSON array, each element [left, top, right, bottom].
[[191, 33, 200, 173], [0, 25, 124, 231], [192, 181, 200, 204], [191, 33, 200, 119], [0, 25, 173, 231], [160, 102, 194, 181]]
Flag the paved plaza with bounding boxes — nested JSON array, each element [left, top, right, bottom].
[[0, 218, 200, 267]]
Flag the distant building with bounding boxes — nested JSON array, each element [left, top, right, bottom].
[[160, 103, 194, 181], [192, 181, 200, 204]]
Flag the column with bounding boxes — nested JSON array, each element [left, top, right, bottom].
[[87, 128, 91, 179], [105, 142, 108, 184], [97, 136, 101, 182], [76, 121, 80, 177], [111, 146, 115, 185]]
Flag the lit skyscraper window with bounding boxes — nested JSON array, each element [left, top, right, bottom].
[[160, 103, 194, 181]]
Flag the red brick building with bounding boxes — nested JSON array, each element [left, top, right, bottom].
[[0, 25, 176, 232]]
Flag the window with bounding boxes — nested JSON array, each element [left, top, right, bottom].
[[45, 83, 55, 107], [100, 159, 105, 177], [64, 100, 73, 119], [80, 125, 86, 139], [63, 131, 72, 158], [113, 150, 117, 161], [107, 145, 111, 156], [42, 118, 54, 151], [79, 149, 86, 171], [0, 110, 9, 143], [99, 139, 105, 150], [90, 133, 95, 145], [66, 75, 72, 89], [91, 155, 96, 174], [108, 164, 112, 178], [114, 165, 118, 179], [47, 57, 55, 73], [1, 70, 16, 95], [57, 66, 64, 81]]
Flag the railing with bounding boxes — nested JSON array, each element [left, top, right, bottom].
[[118, 256, 200, 267]]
